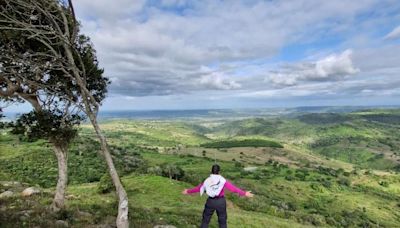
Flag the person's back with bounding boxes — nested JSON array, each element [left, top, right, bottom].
[[182, 164, 254, 228]]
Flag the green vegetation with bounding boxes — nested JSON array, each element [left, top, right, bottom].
[[201, 139, 283, 148], [298, 113, 352, 125], [1, 109, 400, 227], [0, 136, 146, 188]]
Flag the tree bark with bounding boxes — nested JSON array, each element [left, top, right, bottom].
[[51, 144, 68, 211], [60, 30, 130, 227], [88, 114, 129, 228], [19, 94, 69, 212]]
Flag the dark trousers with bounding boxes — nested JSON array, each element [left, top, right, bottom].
[[200, 197, 227, 228]]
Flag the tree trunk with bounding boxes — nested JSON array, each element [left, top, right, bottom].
[[88, 114, 129, 228], [60, 21, 129, 227], [51, 144, 68, 211], [19, 97, 69, 212]]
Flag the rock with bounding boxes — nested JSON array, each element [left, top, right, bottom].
[[17, 210, 34, 222], [66, 194, 79, 200], [243, 166, 258, 172], [0, 181, 22, 188], [16, 210, 33, 216], [55, 220, 69, 228], [76, 211, 93, 222], [0, 190, 14, 198], [154, 226, 177, 228], [76, 211, 92, 217], [95, 225, 115, 228], [21, 187, 40, 197]]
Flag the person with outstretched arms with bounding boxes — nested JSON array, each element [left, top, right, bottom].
[[182, 164, 254, 228]]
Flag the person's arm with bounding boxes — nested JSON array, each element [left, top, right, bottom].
[[182, 183, 203, 194], [224, 181, 253, 197]]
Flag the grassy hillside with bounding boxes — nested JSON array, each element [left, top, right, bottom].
[[1, 109, 400, 227], [212, 110, 400, 172]]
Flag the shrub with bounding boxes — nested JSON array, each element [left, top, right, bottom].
[[300, 214, 324, 226], [147, 166, 163, 176], [240, 170, 251, 178], [201, 139, 283, 148], [337, 168, 344, 175], [310, 183, 324, 192], [285, 175, 294, 181], [321, 180, 332, 188], [160, 163, 185, 180], [379, 181, 389, 187], [234, 161, 244, 168], [337, 177, 351, 187], [97, 173, 114, 194], [182, 171, 204, 185]]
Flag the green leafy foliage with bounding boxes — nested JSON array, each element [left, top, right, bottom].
[[159, 163, 185, 180], [97, 173, 114, 194], [201, 139, 283, 148], [11, 110, 82, 145]]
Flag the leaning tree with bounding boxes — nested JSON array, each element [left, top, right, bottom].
[[0, 2, 85, 211], [0, 0, 129, 227]]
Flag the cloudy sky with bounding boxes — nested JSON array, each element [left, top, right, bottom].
[[7, 0, 400, 111]]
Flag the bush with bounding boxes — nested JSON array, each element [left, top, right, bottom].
[[343, 171, 351, 177], [147, 166, 162, 176], [285, 175, 294, 181], [310, 183, 324, 192], [97, 173, 114, 194], [182, 171, 204, 185], [300, 214, 324, 226], [201, 139, 283, 148], [321, 180, 332, 188], [379, 181, 389, 187], [337, 177, 351, 187], [234, 161, 244, 168], [160, 163, 185, 180]]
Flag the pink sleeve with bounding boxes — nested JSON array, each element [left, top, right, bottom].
[[224, 181, 246, 196], [187, 183, 203, 194]]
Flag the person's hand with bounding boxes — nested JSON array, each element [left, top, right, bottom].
[[245, 191, 254, 198], [182, 189, 189, 195]]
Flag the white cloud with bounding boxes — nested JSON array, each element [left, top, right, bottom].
[[267, 49, 359, 86], [199, 71, 241, 90], [314, 49, 359, 78], [67, 0, 400, 109], [74, 0, 145, 20], [384, 25, 400, 40]]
